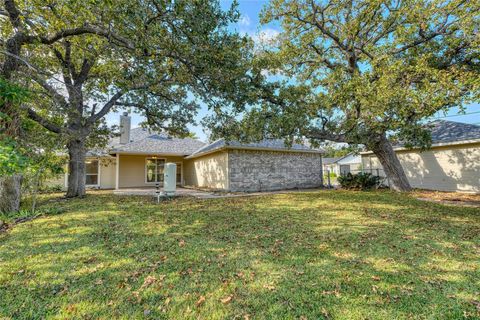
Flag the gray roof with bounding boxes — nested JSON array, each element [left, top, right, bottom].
[[322, 157, 340, 164], [109, 128, 206, 155], [428, 120, 480, 144], [188, 138, 324, 158]]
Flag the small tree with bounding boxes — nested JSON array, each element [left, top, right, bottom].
[[0, 78, 29, 213]]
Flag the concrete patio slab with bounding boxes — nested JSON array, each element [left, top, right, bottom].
[[113, 187, 325, 199]]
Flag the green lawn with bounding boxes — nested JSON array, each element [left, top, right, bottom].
[[0, 191, 479, 319]]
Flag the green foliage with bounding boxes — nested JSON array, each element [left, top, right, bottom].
[[338, 172, 381, 190], [0, 78, 29, 106], [0, 191, 479, 318], [322, 143, 358, 158], [1, 0, 248, 145], [0, 78, 30, 176], [0, 78, 64, 189], [0, 140, 29, 176]]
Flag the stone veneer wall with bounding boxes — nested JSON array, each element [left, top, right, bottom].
[[228, 149, 323, 192]]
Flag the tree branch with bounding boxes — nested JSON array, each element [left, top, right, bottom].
[[25, 107, 62, 134], [88, 90, 124, 123], [22, 71, 69, 108], [305, 127, 346, 143], [4, 0, 22, 30], [75, 58, 94, 85]]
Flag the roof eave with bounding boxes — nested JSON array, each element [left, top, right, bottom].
[[360, 138, 480, 155], [109, 150, 191, 157], [186, 145, 324, 159]]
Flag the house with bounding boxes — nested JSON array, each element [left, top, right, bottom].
[[361, 120, 480, 193], [322, 153, 362, 176], [52, 113, 324, 192], [322, 157, 340, 175]]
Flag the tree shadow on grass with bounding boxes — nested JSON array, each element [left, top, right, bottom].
[[0, 191, 479, 319]]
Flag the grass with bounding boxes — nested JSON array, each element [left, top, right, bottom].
[[0, 190, 479, 319]]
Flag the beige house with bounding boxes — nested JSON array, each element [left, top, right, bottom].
[[52, 114, 324, 192], [361, 120, 480, 193]]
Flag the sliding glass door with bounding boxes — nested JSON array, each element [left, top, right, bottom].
[[146, 158, 165, 183]]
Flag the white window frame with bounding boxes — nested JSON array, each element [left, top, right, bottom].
[[85, 159, 100, 187], [144, 157, 166, 184]]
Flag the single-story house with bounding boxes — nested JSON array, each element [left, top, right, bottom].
[[361, 120, 480, 193], [322, 157, 340, 175], [323, 153, 362, 176], [51, 113, 324, 192]]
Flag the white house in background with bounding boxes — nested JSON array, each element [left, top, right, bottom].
[[322, 153, 362, 176], [361, 120, 480, 193]]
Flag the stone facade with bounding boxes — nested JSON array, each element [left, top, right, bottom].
[[228, 149, 323, 192]]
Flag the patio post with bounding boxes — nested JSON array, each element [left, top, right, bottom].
[[115, 153, 120, 190]]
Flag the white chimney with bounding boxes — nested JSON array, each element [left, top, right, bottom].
[[119, 112, 131, 144]]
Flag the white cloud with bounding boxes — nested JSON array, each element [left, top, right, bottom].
[[238, 15, 251, 27], [252, 28, 280, 46]]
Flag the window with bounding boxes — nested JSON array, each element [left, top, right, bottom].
[[176, 163, 182, 184], [85, 160, 99, 185], [146, 158, 165, 183]]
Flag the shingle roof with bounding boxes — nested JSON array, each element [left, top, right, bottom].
[[109, 128, 206, 155], [428, 120, 480, 144], [187, 138, 324, 158], [322, 157, 340, 164]]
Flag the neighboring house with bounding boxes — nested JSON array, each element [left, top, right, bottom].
[[322, 153, 362, 176], [361, 120, 480, 193], [51, 113, 324, 192], [335, 153, 362, 175], [322, 157, 340, 175]]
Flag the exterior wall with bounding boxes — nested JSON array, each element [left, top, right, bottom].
[[46, 156, 116, 190], [45, 172, 67, 190], [118, 154, 184, 188], [183, 151, 229, 190], [362, 143, 480, 193], [99, 157, 116, 189], [228, 149, 323, 192]]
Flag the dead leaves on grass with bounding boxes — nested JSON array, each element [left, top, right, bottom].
[[196, 295, 206, 307], [220, 295, 233, 304]]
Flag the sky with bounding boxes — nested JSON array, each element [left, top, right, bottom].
[[105, 0, 480, 142]]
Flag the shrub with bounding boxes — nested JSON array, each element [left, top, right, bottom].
[[338, 172, 381, 190]]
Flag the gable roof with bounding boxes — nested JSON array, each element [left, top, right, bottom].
[[109, 128, 206, 155], [428, 120, 480, 144], [335, 152, 362, 164], [322, 157, 340, 165], [361, 120, 480, 155], [187, 138, 324, 159]]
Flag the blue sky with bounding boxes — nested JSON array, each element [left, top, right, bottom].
[[105, 0, 479, 142]]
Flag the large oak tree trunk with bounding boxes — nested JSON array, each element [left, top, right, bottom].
[[66, 139, 86, 198], [371, 135, 412, 192], [0, 174, 22, 213]]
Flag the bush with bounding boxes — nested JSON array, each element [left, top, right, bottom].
[[338, 172, 381, 190]]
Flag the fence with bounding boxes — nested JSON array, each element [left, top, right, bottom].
[[323, 168, 390, 188]]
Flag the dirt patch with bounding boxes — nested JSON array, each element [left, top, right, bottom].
[[413, 190, 480, 207]]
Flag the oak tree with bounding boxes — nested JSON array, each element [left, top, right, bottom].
[[208, 0, 479, 191], [1, 0, 246, 200]]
